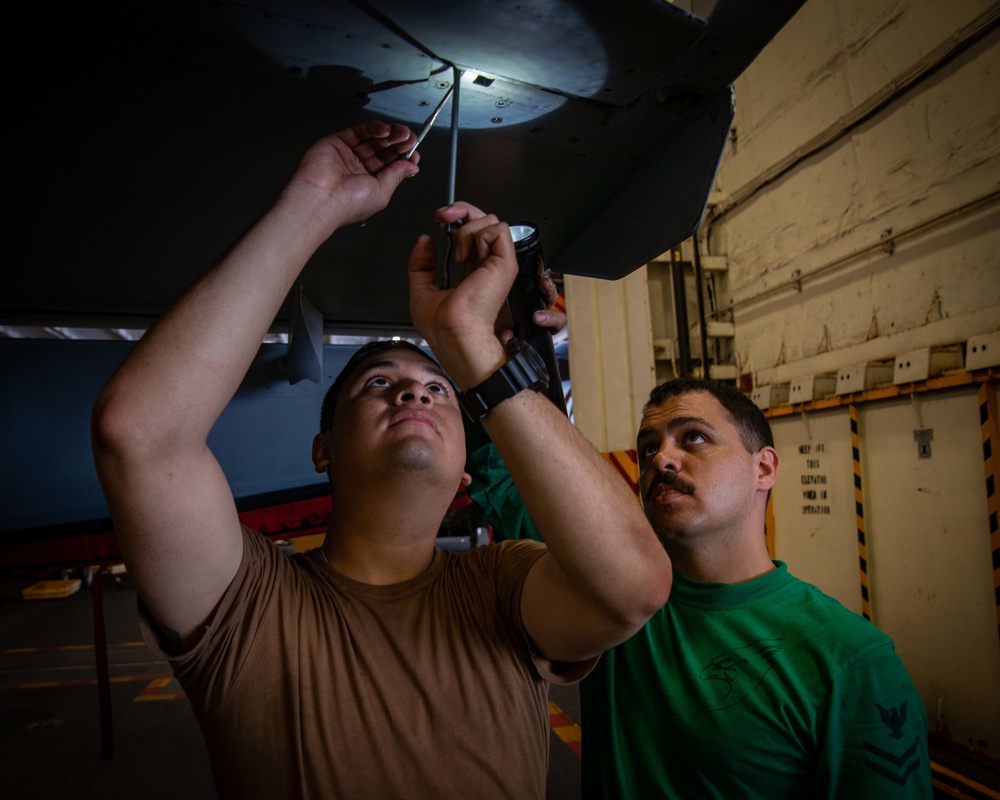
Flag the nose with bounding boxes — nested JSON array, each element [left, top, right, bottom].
[[394, 379, 433, 406], [650, 442, 681, 474]]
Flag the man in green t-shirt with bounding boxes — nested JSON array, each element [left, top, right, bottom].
[[467, 377, 931, 798]]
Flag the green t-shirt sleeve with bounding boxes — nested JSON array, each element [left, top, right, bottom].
[[463, 416, 543, 543], [815, 643, 932, 799]]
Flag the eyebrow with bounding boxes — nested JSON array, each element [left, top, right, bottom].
[[637, 415, 718, 444]]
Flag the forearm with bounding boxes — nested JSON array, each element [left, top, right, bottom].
[[94, 183, 341, 454], [408, 207, 668, 657], [482, 390, 671, 628], [90, 184, 341, 634]]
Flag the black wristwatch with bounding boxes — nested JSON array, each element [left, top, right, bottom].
[[459, 340, 550, 420]]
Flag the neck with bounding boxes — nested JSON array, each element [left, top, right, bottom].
[[320, 528, 436, 584], [664, 531, 775, 585], [321, 474, 455, 584]]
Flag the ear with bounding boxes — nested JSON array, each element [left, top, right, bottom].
[[312, 433, 331, 474], [459, 471, 472, 488], [755, 446, 779, 492]]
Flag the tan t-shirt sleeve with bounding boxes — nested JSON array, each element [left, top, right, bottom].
[[476, 538, 599, 685], [137, 526, 283, 707]]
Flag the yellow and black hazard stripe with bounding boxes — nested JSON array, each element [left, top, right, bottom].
[[979, 381, 999, 644], [850, 404, 872, 621]]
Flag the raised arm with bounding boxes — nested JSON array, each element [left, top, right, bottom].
[[408, 203, 671, 664], [91, 122, 419, 648]]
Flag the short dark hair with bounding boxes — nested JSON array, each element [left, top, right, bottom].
[[642, 378, 773, 453], [319, 340, 441, 433]]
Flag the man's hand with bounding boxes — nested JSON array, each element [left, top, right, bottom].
[[432, 204, 567, 345], [495, 272, 566, 346], [407, 202, 519, 389], [286, 121, 420, 227]]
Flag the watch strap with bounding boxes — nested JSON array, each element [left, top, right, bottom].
[[459, 340, 550, 420]]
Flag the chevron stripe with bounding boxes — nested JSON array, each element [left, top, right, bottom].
[[549, 700, 582, 757], [602, 450, 640, 498], [135, 676, 187, 702]]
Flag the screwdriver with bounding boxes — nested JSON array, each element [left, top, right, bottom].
[[400, 83, 455, 161]]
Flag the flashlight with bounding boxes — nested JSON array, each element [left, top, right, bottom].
[[508, 222, 568, 416]]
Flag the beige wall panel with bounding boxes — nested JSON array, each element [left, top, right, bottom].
[[646, 263, 676, 344], [565, 270, 655, 452], [770, 409, 862, 615], [734, 208, 1000, 386], [714, 0, 997, 201], [861, 388, 1000, 758], [705, 0, 1000, 387]]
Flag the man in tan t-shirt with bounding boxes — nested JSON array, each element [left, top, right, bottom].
[[92, 120, 672, 798]]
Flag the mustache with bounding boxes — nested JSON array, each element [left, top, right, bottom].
[[645, 471, 696, 503]]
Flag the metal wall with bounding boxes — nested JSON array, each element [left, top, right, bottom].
[[706, 0, 999, 385], [771, 387, 1000, 760]]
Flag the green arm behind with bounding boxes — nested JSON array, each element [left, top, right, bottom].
[[464, 415, 542, 543]]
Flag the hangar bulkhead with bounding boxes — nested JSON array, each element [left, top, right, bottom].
[[2, 1, 998, 797]]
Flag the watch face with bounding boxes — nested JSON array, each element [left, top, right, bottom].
[[521, 342, 548, 379], [459, 340, 549, 420]]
